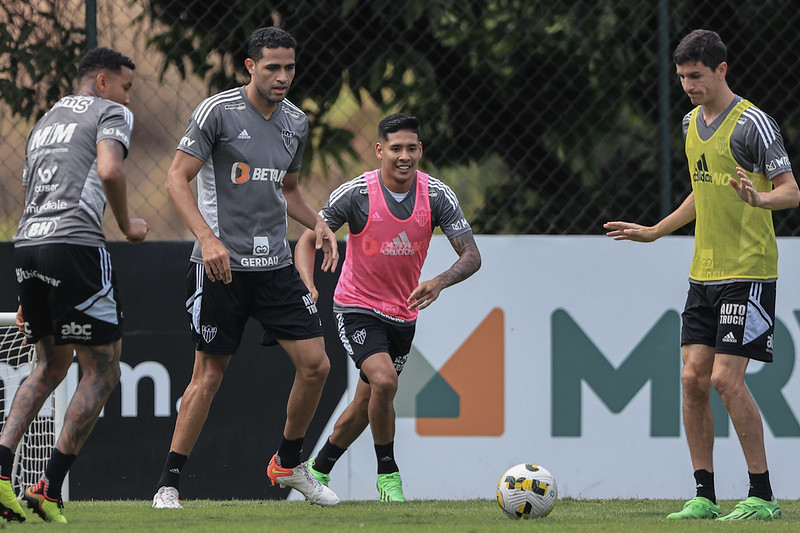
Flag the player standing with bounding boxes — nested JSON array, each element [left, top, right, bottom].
[[605, 29, 799, 521], [295, 113, 481, 501], [151, 26, 339, 508], [2, 47, 148, 524]]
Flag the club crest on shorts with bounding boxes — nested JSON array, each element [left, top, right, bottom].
[[201, 324, 218, 344], [351, 328, 367, 345]]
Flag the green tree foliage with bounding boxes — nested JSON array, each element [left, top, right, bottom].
[[6, 0, 800, 234], [0, 1, 84, 120], [136, 0, 674, 233]]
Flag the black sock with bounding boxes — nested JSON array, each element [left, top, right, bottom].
[[277, 437, 304, 468], [694, 469, 716, 503], [313, 438, 346, 475], [0, 445, 14, 480], [375, 442, 398, 475], [43, 448, 76, 500], [157, 451, 188, 491], [748, 470, 773, 501]]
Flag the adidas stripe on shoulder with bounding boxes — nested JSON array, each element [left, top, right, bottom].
[[193, 88, 243, 129], [741, 106, 779, 149], [328, 175, 367, 207], [428, 176, 459, 210]]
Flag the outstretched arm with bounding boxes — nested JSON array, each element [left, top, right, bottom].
[[408, 231, 481, 311], [604, 193, 696, 242]]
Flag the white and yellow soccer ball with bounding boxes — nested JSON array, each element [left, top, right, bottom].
[[496, 463, 557, 519]]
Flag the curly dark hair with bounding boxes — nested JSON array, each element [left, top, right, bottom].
[[77, 47, 136, 80], [248, 27, 297, 61]]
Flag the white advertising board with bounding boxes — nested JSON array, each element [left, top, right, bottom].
[[300, 235, 800, 501]]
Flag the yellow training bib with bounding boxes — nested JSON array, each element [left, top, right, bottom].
[[685, 99, 777, 281]]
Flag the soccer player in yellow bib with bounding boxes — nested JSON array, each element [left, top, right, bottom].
[[605, 29, 799, 521]]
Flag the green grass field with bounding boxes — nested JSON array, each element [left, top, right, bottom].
[[18, 498, 798, 531]]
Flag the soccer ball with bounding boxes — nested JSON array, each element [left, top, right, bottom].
[[496, 463, 557, 519]]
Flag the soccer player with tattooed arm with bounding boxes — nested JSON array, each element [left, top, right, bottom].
[[295, 113, 481, 502]]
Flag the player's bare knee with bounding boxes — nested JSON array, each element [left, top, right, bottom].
[[709, 372, 744, 402], [368, 373, 398, 398], [680, 365, 710, 395], [297, 353, 330, 382]]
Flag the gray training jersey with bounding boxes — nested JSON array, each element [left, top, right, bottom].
[[320, 170, 472, 238], [178, 86, 308, 271], [681, 95, 792, 179], [14, 95, 134, 247]]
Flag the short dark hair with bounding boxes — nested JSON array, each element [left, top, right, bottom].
[[77, 47, 135, 80], [248, 27, 297, 61], [378, 113, 421, 141], [673, 29, 727, 70]]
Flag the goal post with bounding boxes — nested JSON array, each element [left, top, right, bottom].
[[0, 312, 68, 501]]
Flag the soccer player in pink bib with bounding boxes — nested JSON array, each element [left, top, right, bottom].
[[295, 113, 481, 501]]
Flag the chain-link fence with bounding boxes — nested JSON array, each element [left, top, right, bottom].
[[3, 0, 800, 239]]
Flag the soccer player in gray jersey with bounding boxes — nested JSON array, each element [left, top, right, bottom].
[[152, 27, 339, 509], [295, 114, 481, 501], [4, 47, 148, 524]]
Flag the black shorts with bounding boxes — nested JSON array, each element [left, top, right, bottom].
[[335, 312, 415, 383], [186, 263, 323, 355], [681, 280, 775, 363], [15, 244, 123, 346]]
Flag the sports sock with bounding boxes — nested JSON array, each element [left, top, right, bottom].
[[747, 470, 773, 501], [43, 448, 76, 500], [157, 451, 188, 491], [375, 442, 398, 475], [276, 436, 304, 468], [693, 469, 716, 503], [313, 437, 346, 474], [0, 445, 14, 480]]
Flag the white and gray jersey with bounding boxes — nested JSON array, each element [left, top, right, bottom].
[[681, 95, 792, 179], [14, 95, 133, 247], [320, 170, 472, 237], [179, 86, 308, 271]]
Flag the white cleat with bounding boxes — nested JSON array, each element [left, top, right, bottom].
[[268, 456, 339, 506], [152, 486, 183, 509]]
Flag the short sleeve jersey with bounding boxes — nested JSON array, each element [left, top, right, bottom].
[[179, 86, 308, 271], [681, 95, 791, 179], [14, 95, 134, 247], [319, 170, 471, 237], [681, 96, 792, 281], [320, 170, 472, 322]]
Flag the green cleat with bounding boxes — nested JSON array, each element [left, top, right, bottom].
[[717, 496, 781, 521], [24, 479, 67, 523], [666, 496, 721, 519], [306, 457, 330, 487], [377, 472, 405, 502], [0, 477, 25, 522]]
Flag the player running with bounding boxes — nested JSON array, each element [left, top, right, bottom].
[[295, 113, 481, 501], [3, 47, 148, 524]]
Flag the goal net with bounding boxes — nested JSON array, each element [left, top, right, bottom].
[[0, 313, 65, 498]]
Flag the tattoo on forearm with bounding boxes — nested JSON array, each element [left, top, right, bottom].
[[440, 233, 481, 288]]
